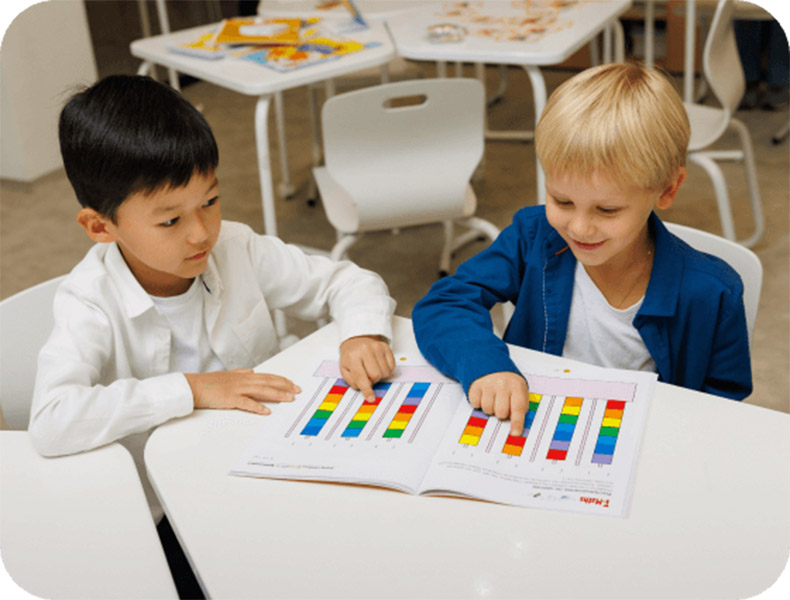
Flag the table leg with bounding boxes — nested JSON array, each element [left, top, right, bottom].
[[254, 94, 278, 237], [523, 65, 547, 205], [645, 0, 655, 69], [274, 91, 295, 199], [684, 0, 696, 103]]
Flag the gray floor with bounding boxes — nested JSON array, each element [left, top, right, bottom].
[[1, 63, 788, 413]]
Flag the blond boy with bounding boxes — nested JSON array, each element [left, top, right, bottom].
[[413, 63, 752, 435]]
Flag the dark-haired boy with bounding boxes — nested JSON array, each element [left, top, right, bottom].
[[30, 75, 396, 519]]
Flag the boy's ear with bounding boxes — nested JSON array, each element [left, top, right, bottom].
[[656, 167, 687, 210], [76, 208, 117, 243]]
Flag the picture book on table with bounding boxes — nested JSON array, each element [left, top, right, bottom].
[[231, 354, 657, 518]]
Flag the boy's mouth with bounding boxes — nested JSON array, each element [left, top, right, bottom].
[[572, 239, 605, 251], [187, 250, 209, 261]]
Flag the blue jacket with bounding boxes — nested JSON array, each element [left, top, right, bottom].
[[412, 206, 752, 400]]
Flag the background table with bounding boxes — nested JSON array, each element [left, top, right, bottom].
[[1, 431, 177, 599], [130, 18, 395, 237], [144, 316, 789, 599], [386, 0, 632, 206]]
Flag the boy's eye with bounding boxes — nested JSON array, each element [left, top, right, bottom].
[[552, 198, 572, 207], [203, 196, 219, 208], [160, 217, 179, 227], [598, 207, 621, 215]]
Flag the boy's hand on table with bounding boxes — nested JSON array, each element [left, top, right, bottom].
[[468, 372, 530, 436], [185, 370, 300, 415], [339, 335, 396, 402]]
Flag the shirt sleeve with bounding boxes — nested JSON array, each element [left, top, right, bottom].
[[412, 217, 528, 392], [29, 287, 194, 457], [246, 233, 396, 343]]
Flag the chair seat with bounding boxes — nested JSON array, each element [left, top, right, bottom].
[[684, 102, 731, 151], [314, 165, 478, 234]]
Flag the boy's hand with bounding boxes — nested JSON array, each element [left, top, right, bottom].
[[185, 369, 300, 415], [468, 372, 530, 436], [339, 335, 396, 402]]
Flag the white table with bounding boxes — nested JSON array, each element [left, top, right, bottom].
[[0, 431, 177, 599], [130, 18, 395, 237], [387, 0, 632, 206], [144, 316, 789, 599]]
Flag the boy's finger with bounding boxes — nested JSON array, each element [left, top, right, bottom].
[[509, 393, 529, 436], [237, 398, 271, 416], [468, 384, 482, 409], [494, 393, 511, 421], [255, 373, 300, 393]]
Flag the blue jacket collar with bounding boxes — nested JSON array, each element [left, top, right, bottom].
[[640, 213, 683, 317]]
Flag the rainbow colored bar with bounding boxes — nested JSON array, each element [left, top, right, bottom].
[[301, 378, 349, 436], [341, 382, 391, 438], [459, 409, 489, 446], [592, 400, 625, 464], [502, 393, 542, 457], [546, 396, 583, 461], [383, 382, 429, 438]]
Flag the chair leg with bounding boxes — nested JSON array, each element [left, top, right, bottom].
[[688, 152, 737, 242], [330, 233, 359, 262], [462, 217, 501, 243], [440, 221, 454, 277], [730, 118, 765, 248]]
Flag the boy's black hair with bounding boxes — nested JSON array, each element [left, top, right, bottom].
[[59, 75, 219, 221]]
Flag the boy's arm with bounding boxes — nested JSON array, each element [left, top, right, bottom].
[[29, 291, 193, 457], [412, 219, 527, 394], [247, 233, 396, 343]]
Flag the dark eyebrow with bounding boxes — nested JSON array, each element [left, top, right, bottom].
[[153, 177, 219, 214]]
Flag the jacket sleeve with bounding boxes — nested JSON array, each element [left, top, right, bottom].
[[412, 217, 529, 393], [246, 233, 396, 342], [29, 287, 193, 457], [700, 289, 753, 400]]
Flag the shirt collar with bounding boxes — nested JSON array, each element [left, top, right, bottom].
[[640, 212, 683, 317], [104, 242, 224, 318]]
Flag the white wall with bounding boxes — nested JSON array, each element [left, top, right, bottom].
[[1, 0, 98, 182]]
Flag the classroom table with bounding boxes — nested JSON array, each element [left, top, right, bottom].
[[386, 0, 632, 206], [0, 431, 177, 599], [144, 316, 789, 599], [130, 18, 395, 238]]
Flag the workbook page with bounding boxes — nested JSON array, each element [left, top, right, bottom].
[[230, 355, 463, 493], [421, 357, 657, 517]]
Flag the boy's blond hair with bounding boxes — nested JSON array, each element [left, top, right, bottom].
[[535, 62, 690, 192]]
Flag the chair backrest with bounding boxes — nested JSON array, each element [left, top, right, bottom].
[[320, 78, 485, 231], [0, 276, 65, 429], [664, 222, 761, 340], [703, 0, 744, 117]]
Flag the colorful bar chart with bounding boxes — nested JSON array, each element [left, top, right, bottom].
[[502, 393, 542, 457], [459, 409, 489, 446], [341, 382, 391, 438], [383, 382, 430, 439], [300, 378, 349, 437], [592, 400, 625, 465], [546, 397, 583, 461]]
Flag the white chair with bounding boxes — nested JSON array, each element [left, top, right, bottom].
[[0, 275, 65, 430], [684, 0, 764, 248], [665, 222, 762, 340], [313, 78, 500, 275]]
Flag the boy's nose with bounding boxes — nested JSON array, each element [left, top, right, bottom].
[[187, 214, 209, 244], [568, 215, 594, 239]]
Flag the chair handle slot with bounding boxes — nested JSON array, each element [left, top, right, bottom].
[[383, 94, 428, 109]]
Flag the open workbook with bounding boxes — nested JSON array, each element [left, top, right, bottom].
[[231, 354, 657, 517]]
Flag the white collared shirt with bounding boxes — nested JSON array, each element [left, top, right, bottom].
[[29, 221, 395, 518]]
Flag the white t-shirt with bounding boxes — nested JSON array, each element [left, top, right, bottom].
[[150, 277, 225, 374], [562, 261, 657, 373]]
